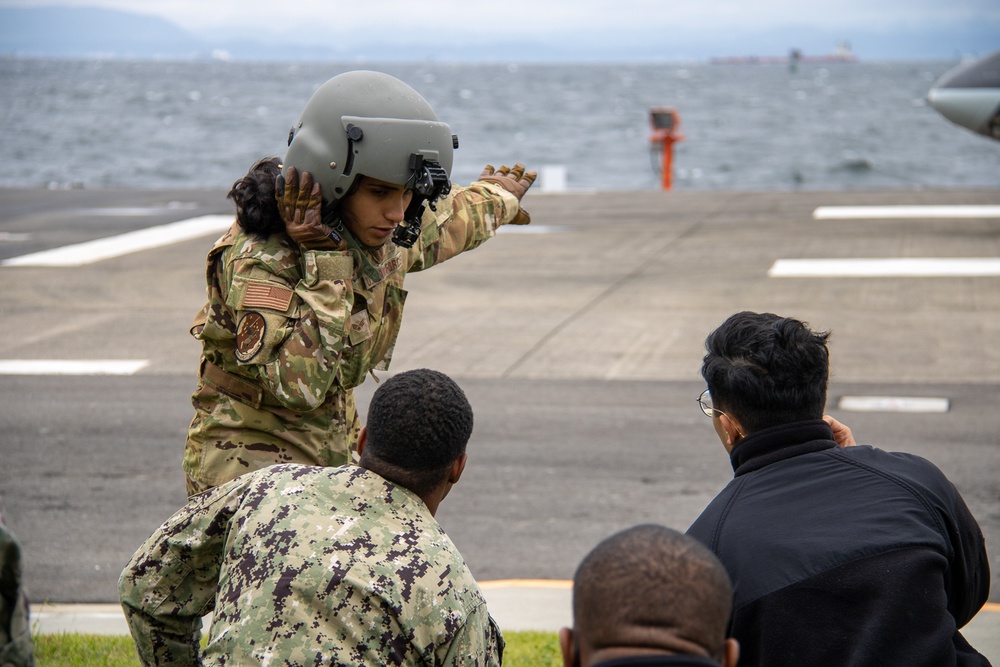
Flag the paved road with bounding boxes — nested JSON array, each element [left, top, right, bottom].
[[1, 187, 999, 656]]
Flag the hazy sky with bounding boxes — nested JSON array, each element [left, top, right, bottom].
[[4, 0, 998, 40]]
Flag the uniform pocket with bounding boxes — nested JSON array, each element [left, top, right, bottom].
[[372, 283, 407, 372]]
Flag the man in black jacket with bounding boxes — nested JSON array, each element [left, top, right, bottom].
[[686, 311, 991, 667]]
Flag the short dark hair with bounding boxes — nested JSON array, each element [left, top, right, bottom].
[[573, 524, 733, 661], [361, 369, 473, 496], [701, 311, 830, 433]]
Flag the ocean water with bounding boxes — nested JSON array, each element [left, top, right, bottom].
[[1, 57, 998, 192]]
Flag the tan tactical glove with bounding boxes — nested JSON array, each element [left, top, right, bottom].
[[275, 166, 345, 250], [478, 163, 537, 225]]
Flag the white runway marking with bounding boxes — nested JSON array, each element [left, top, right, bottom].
[[814, 205, 1000, 219], [768, 258, 1000, 277], [838, 396, 950, 413], [497, 225, 565, 234], [0, 232, 32, 242], [1, 214, 232, 267], [0, 360, 149, 375], [80, 205, 197, 217]]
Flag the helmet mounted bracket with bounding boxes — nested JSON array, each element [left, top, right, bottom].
[[393, 153, 452, 248]]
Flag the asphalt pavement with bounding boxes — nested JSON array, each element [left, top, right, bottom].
[[1, 186, 999, 660]]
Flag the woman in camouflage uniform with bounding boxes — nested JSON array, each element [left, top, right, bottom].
[[183, 71, 535, 494]]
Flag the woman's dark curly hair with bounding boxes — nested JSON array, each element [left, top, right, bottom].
[[227, 157, 284, 239]]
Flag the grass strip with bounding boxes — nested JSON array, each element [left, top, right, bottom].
[[32, 630, 563, 666]]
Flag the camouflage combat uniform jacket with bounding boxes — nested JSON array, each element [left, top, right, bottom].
[[120, 464, 503, 666], [183, 183, 520, 492], [0, 515, 34, 667]]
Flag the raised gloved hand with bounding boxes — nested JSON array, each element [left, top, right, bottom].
[[478, 163, 536, 225], [275, 167, 344, 250]]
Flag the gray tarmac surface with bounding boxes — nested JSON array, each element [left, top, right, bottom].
[[1, 186, 999, 653]]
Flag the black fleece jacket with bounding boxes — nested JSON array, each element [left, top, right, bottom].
[[687, 419, 991, 667]]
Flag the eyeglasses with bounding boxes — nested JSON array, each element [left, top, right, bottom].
[[697, 389, 745, 438], [697, 389, 718, 417]]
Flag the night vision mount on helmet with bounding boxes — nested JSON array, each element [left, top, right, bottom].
[[283, 70, 457, 248]]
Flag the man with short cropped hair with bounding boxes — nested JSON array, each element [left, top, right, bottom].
[[687, 311, 990, 666], [560, 524, 739, 667], [120, 368, 502, 666]]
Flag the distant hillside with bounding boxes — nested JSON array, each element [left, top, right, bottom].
[[0, 5, 995, 61], [0, 7, 205, 58]]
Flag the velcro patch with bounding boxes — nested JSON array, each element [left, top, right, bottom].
[[235, 312, 267, 362], [241, 281, 294, 312]]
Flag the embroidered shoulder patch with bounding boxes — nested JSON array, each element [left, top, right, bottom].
[[241, 281, 294, 312], [235, 312, 267, 362]]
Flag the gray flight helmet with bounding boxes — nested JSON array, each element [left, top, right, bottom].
[[283, 70, 455, 206]]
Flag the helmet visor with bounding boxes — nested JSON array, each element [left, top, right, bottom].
[[338, 115, 454, 190]]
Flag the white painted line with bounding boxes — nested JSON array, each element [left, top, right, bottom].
[[31, 604, 209, 636], [498, 225, 565, 234], [34, 611, 125, 619], [0, 214, 232, 268], [80, 203, 200, 217], [0, 360, 149, 375], [31, 612, 130, 636], [768, 258, 1000, 277], [838, 396, 950, 413], [81, 207, 182, 217], [814, 205, 1000, 219]]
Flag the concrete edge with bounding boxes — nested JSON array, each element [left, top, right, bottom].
[[28, 592, 1000, 638]]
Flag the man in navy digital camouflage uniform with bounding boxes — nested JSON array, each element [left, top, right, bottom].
[[123, 368, 502, 666]]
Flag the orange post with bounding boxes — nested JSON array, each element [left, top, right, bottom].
[[649, 107, 684, 190]]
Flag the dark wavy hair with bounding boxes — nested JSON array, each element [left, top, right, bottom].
[[227, 157, 284, 239], [360, 369, 474, 497], [701, 311, 830, 433], [228, 157, 358, 240]]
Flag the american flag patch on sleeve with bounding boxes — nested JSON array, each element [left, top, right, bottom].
[[241, 281, 294, 311]]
